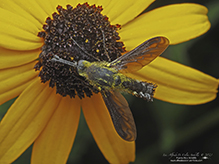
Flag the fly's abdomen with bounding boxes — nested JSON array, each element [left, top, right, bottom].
[[121, 77, 157, 101]]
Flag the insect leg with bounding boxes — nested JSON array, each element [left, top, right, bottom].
[[67, 70, 100, 94]]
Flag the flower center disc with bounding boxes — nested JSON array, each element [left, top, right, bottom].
[[35, 3, 125, 99]]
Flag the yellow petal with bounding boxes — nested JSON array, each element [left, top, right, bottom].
[[120, 3, 210, 50], [127, 57, 219, 105], [9, 0, 48, 25], [0, 33, 42, 50], [0, 62, 38, 105], [0, 62, 36, 81], [0, 47, 39, 69], [0, 80, 61, 163], [0, 8, 42, 50], [51, 0, 68, 8], [64, 0, 112, 11], [109, 0, 155, 25], [0, 78, 36, 106], [32, 96, 81, 164], [64, 0, 98, 7], [95, 0, 111, 7], [0, 8, 39, 35], [82, 93, 135, 164], [0, 1, 43, 29], [35, 0, 56, 16]]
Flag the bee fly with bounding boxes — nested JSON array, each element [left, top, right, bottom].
[[50, 36, 169, 141]]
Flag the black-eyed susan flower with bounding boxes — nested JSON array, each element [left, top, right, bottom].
[[0, 0, 218, 164]]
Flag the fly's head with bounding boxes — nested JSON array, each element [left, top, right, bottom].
[[77, 60, 91, 78]]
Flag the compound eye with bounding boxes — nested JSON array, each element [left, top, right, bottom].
[[77, 60, 88, 72]]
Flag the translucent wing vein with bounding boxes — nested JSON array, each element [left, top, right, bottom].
[[101, 90, 137, 141], [110, 37, 169, 72]]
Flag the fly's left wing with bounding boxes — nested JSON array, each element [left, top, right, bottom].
[[101, 90, 137, 141], [109, 37, 169, 73]]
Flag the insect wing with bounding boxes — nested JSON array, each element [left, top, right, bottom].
[[110, 37, 169, 72], [101, 90, 137, 141]]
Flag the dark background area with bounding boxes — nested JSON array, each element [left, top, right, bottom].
[[0, 0, 218, 163]]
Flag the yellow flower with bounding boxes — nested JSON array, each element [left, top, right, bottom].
[[0, 0, 218, 164]]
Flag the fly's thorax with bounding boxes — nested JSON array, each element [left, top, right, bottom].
[[121, 77, 156, 101], [79, 61, 118, 90]]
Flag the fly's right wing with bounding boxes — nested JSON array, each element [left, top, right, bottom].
[[109, 37, 169, 73], [101, 90, 137, 141]]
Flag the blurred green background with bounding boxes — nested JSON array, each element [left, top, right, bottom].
[[0, 0, 219, 163]]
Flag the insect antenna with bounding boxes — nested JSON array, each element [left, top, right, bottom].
[[71, 38, 100, 61], [100, 28, 111, 62]]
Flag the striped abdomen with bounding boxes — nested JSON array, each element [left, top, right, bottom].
[[120, 77, 156, 101]]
